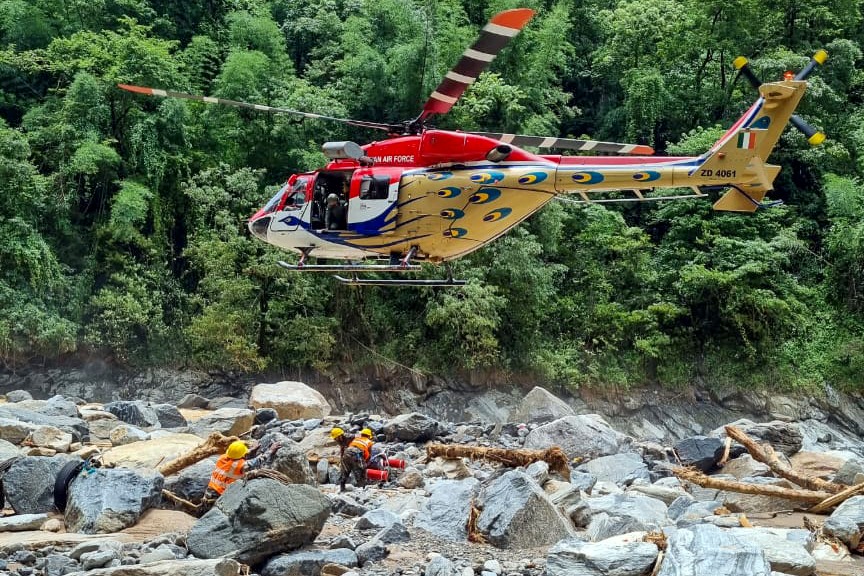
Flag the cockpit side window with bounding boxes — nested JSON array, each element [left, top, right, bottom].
[[286, 178, 308, 209]]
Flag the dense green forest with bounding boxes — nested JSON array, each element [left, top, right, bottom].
[[2, 0, 864, 392]]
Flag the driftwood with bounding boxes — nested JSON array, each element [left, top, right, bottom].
[[673, 467, 832, 505], [157, 432, 241, 477], [809, 480, 864, 514], [725, 426, 845, 494], [161, 489, 200, 511], [426, 443, 571, 481]]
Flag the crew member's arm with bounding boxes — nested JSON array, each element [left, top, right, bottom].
[[242, 443, 281, 472]]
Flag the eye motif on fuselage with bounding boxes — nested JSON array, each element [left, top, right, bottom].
[[571, 171, 605, 184], [428, 172, 453, 181], [483, 208, 512, 222], [440, 209, 465, 220], [469, 188, 502, 204], [632, 171, 661, 182], [443, 228, 468, 238], [438, 187, 462, 198], [470, 171, 505, 184], [518, 171, 549, 185]]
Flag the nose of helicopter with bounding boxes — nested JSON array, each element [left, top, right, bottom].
[[248, 212, 271, 241]]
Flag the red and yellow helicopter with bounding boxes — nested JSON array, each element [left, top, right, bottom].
[[120, 8, 827, 286]]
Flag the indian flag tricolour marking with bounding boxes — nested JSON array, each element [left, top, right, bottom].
[[737, 131, 757, 149]]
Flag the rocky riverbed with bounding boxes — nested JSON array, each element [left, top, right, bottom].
[[1, 381, 863, 576]]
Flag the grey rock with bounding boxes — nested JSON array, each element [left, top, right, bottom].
[[425, 554, 454, 576], [177, 394, 210, 409], [570, 471, 598, 493], [0, 437, 20, 459], [673, 436, 723, 472], [383, 412, 442, 442], [109, 423, 149, 446], [259, 433, 316, 485], [262, 549, 358, 576], [187, 478, 330, 565], [667, 495, 697, 520], [833, 457, 864, 485], [658, 524, 772, 576], [726, 528, 816, 576], [5, 389, 33, 402], [139, 547, 175, 564], [81, 549, 119, 570], [0, 417, 39, 444], [42, 554, 78, 576], [355, 538, 387, 565], [316, 459, 329, 484], [415, 478, 479, 541], [722, 454, 772, 478], [0, 513, 48, 531], [524, 415, 625, 461], [356, 509, 400, 530], [715, 420, 803, 456], [509, 387, 575, 424], [374, 521, 410, 544], [330, 535, 356, 550], [152, 404, 187, 428], [547, 537, 658, 576], [65, 468, 163, 533], [584, 512, 648, 542], [823, 495, 864, 549], [525, 460, 549, 484], [5, 454, 78, 514], [625, 483, 687, 505], [69, 541, 109, 560], [103, 401, 160, 428], [0, 406, 88, 441], [570, 493, 668, 532], [672, 500, 724, 524], [330, 494, 369, 517], [188, 408, 255, 438], [483, 559, 502, 574], [476, 470, 572, 549], [720, 476, 805, 513], [576, 453, 649, 486], [397, 467, 424, 489], [164, 457, 216, 503]]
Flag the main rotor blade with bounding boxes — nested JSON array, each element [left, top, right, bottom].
[[470, 132, 655, 155], [117, 84, 395, 131], [417, 8, 535, 122]]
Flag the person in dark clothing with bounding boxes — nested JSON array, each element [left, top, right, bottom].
[[325, 193, 346, 230], [331, 427, 366, 491]]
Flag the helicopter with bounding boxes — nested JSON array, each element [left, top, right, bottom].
[[119, 8, 827, 287]]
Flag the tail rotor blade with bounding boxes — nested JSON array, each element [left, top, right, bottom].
[[116, 84, 395, 132], [733, 56, 763, 91], [790, 115, 826, 146], [470, 132, 654, 155], [416, 8, 535, 122], [795, 49, 828, 81]]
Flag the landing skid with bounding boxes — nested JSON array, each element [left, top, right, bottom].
[[276, 261, 422, 273], [334, 275, 467, 287], [276, 260, 467, 288]]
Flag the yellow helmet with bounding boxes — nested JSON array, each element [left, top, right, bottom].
[[226, 441, 248, 459], [330, 427, 345, 440], [360, 428, 373, 438]]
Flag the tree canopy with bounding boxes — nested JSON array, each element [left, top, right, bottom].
[[2, 0, 864, 393]]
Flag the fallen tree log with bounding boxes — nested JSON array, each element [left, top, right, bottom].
[[162, 489, 200, 511], [809, 480, 864, 514], [673, 467, 832, 505], [725, 426, 845, 494], [158, 432, 241, 477], [426, 443, 570, 481]]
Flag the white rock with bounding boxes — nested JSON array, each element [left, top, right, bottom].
[[0, 513, 49, 532], [102, 433, 203, 468], [109, 423, 149, 446], [249, 381, 332, 420], [29, 425, 73, 452]]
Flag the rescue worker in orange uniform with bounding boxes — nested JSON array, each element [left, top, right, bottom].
[[331, 427, 374, 491], [201, 440, 280, 511]]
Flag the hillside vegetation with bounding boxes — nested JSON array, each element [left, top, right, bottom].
[[2, 0, 864, 391]]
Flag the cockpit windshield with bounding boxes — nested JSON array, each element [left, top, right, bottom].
[[262, 184, 288, 214]]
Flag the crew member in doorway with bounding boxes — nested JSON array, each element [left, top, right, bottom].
[[325, 193, 346, 230]]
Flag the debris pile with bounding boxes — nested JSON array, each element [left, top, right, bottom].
[[0, 382, 863, 576]]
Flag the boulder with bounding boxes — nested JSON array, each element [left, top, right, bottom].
[[575, 453, 649, 486], [714, 420, 803, 456], [0, 406, 88, 440], [424, 554, 454, 576], [187, 478, 330, 565], [509, 387, 575, 424], [397, 467, 424, 489], [546, 537, 658, 576], [833, 457, 864, 484], [673, 436, 723, 473], [822, 495, 864, 549], [476, 470, 572, 549], [524, 415, 624, 461], [383, 412, 442, 442], [0, 513, 49, 532], [570, 493, 668, 532], [188, 408, 255, 438], [103, 400, 160, 428], [65, 468, 164, 533], [102, 433, 204, 469], [259, 433, 316, 485], [722, 454, 771, 478], [356, 509, 400, 530], [4, 454, 78, 514], [4, 389, 33, 402], [178, 393, 211, 409], [726, 528, 816, 576], [0, 437, 19, 459], [109, 423, 149, 446], [330, 494, 369, 517], [153, 404, 188, 429], [29, 425, 73, 452], [262, 549, 358, 576], [164, 457, 217, 503], [658, 524, 772, 576], [299, 428, 340, 462], [355, 538, 387, 564], [625, 483, 688, 506], [426, 457, 471, 479], [414, 478, 479, 541], [0, 416, 40, 444], [88, 417, 121, 441], [249, 381, 332, 420], [15, 395, 79, 418]]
